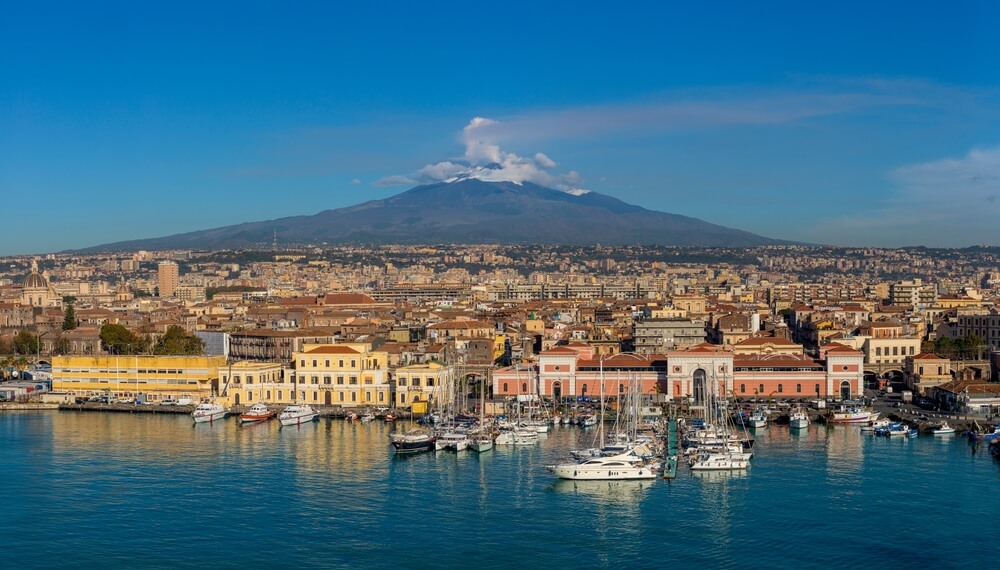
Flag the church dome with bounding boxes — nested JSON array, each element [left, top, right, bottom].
[[23, 271, 48, 290]]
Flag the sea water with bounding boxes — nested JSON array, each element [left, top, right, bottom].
[[1, 411, 998, 569]]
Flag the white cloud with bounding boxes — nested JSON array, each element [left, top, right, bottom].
[[374, 117, 591, 194], [812, 146, 1000, 246], [351, 178, 361, 185]]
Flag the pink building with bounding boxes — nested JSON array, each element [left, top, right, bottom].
[[492, 341, 864, 401]]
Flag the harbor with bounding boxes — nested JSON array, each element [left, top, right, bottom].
[[2, 408, 998, 569]]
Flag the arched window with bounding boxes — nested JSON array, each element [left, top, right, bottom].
[[522, 383, 527, 393], [503, 383, 508, 392], [740, 384, 746, 393], [619, 384, 625, 394], [796, 384, 802, 393], [759, 384, 764, 394], [815, 383, 821, 396], [777, 384, 783, 393]]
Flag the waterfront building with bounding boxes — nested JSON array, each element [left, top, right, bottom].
[[904, 353, 952, 393], [51, 354, 227, 402], [393, 361, 453, 412], [289, 343, 390, 408], [229, 329, 336, 365], [492, 340, 865, 401], [218, 361, 284, 407]]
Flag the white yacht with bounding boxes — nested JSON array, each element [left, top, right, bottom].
[[495, 427, 538, 445], [191, 402, 228, 424], [278, 404, 319, 426], [690, 451, 750, 471], [435, 431, 470, 451], [547, 456, 658, 480]]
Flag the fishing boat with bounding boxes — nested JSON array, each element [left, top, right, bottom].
[[390, 428, 436, 454], [748, 409, 768, 429], [827, 405, 880, 424], [932, 422, 956, 435], [278, 404, 318, 426], [861, 418, 890, 432], [359, 412, 375, 422], [191, 401, 228, 424], [789, 408, 809, 429], [239, 403, 275, 423]]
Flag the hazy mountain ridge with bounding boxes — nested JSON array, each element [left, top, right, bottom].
[[75, 179, 789, 252]]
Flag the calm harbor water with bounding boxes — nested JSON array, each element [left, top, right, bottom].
[[2, 411, 998, 569]]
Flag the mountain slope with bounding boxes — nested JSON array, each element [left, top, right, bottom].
[[77, 179, 789, 251]]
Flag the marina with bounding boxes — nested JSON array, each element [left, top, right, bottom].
[[2, 409, 999, 569]]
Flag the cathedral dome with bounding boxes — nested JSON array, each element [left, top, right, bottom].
[[23, 271, 48, 290]]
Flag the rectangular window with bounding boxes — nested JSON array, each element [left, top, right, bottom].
[[310, 376, 318, 384], [351, 360, 356, 368], [313, 392, 318, 401], [323, 376, 331, 385], [399, 378, 407, 386], [300, 359, 305, 367], [325, 360, 330, 367], [350, 376, 357, 385], [339, 360, 344, 367], [337, 376, 344, 385], [339, 392, 344, 402], [351, 392, 356, 402], [413, 378, 421, 387], [312, 360, 317, 367]]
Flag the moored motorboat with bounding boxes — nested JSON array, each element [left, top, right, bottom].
[[932, 422, 956, 435], [828, 405, 880, 424], [789, 409, 810, 429], [390, 428, 436, 453], [192, 401, 228, 424], [239, 403, 275, 423], [278, 404, 319, 426], [547, 456, 658, 480]]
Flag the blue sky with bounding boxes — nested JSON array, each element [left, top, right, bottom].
[[2, 1, 999, 254]]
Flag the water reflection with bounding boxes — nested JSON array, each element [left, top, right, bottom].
[[550, 479, 652, 505]]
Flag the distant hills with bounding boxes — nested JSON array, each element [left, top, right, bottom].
[[77, 179, 791, 251]]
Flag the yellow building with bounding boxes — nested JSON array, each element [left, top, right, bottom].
[[218, 361, 285, 407], [394, 361, 454, 411], [289, 343, 390, 408], [52, 355, 226, 402]]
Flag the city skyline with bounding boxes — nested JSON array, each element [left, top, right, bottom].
[[3, 2, 1000, 255]]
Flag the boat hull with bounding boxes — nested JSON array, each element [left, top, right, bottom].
[[391, 439, 436, 453], [279, 412, 318, 426], [192, 411, 227, 423], [548, 464, 657, 480]]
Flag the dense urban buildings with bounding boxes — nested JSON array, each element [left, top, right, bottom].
[[2, 244, 1000, 414]]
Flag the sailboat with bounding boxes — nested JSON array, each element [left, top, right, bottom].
[[469, 372, 493, 452], [688, 371, 752, 471]]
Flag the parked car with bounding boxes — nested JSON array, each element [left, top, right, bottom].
[[161, 399, 179, 406]]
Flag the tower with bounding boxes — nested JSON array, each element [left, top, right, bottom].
[[158, 261, 179, 298]]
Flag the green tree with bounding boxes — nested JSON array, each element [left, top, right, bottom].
[[62, 301, 77, 331], [14, 331, 39, 355], [154, 325, 204, 355], [99, 324, 145, 354]]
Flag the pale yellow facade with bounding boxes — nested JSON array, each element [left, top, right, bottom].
[[218, 361, 285, 407], [394, 361, 454, 410], [52, 355, 227, 402], [287, 343, 391, 408]]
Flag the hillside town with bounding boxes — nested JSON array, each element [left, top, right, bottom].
[[2, 244, 1000, 416]]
